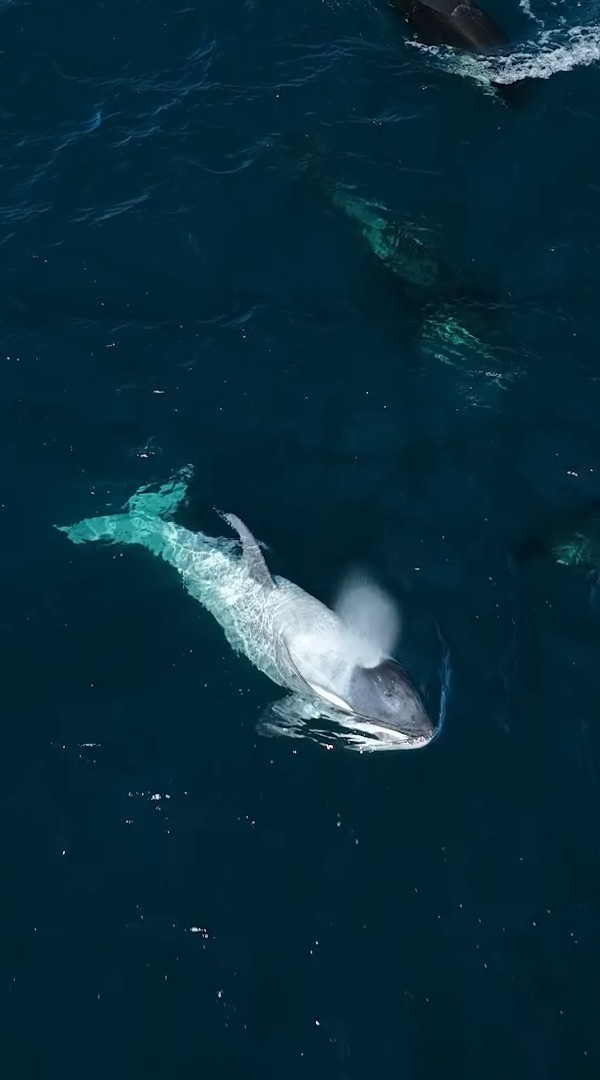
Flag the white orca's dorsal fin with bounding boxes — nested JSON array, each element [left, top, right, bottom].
[[215, 509, 275, 589]]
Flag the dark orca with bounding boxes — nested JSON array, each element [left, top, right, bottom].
[[391, 0, 509, 51], [390, 0, 529, 105]]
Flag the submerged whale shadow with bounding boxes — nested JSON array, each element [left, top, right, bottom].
[[265, 130, 505, 346]]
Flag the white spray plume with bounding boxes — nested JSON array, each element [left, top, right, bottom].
[[334, 571, 402, 668]]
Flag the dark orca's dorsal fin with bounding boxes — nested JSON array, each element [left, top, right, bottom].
[[215, 508, 275, 589]]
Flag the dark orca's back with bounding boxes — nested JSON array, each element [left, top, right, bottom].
[[448, 2, 510, 52], [448, 1, 532, 107], [391, 0, 509, 52]]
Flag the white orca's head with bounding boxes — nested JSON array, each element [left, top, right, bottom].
[[296, 571, 437, 749], [345, 658, 435, 748]]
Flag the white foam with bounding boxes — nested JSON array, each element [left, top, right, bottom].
[[519, 0, 545, 29], [492, 23, 600, 83], [409, 22, 600, 86]]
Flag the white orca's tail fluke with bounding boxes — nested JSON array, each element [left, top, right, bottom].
[[56, 465, 194, 549]]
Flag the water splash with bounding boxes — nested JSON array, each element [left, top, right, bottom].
[[519, 0, 545, 29], [409, 22, 600, 87]]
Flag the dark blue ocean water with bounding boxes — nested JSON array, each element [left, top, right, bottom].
[[2, 0, 600, 1075]]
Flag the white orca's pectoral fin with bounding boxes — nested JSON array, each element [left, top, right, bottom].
[[255, 694, 349, 751], [255, 694, 315, 741]]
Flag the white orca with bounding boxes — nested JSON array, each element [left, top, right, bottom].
[[57, 467, 436, 751]]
